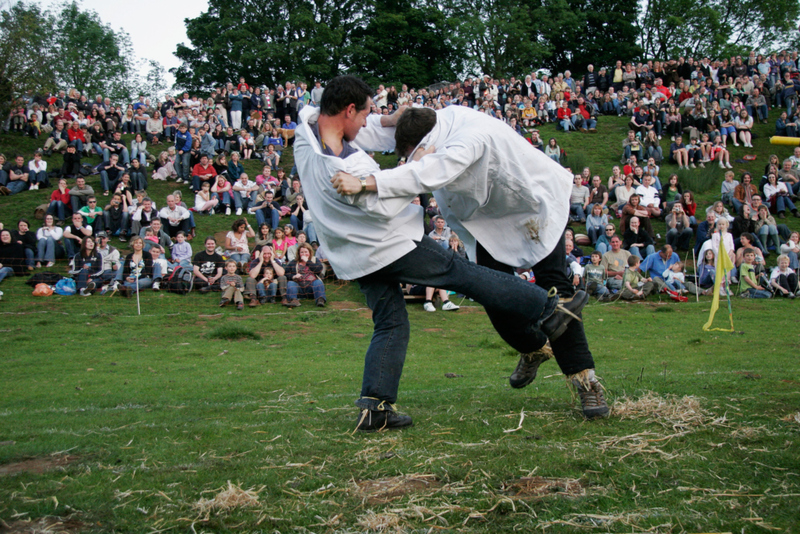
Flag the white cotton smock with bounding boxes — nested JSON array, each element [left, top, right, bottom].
[[294, 106, 424, 280], [373, 105, 571, 268]]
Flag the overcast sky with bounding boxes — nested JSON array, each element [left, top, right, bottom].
[[32, 0, 210, 87]]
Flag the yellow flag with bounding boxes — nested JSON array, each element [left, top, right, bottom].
[[703, 238, 735, 332]]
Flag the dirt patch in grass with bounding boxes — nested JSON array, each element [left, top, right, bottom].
[[502, 476, 587, 499], [0, 455, 79, 477], [0, 516, 88, 533], [330, 301, 362, 310], [422, 328, 442, 332], [455, 306, 486, 315], [354, 474, 442, 504]]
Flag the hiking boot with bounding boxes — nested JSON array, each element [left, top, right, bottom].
[[569, 369, 609, 419], [219, 298, 230, 307], [315, 297, 326, 307], [199, 285, 212, 294], [259, 296, 269, 305], [236, 302, 244, 310], [283, 298, 301, 308], [509, 342, 554, 389], [539, 289, 588, 341], [249, 297, 259, 307], [355, 409, 413, 433]]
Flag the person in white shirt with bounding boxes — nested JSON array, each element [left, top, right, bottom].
[[27, 149, 48, 190], [635, 174, 662, 218], [301, 78, 601, 431], [232, 173, 259, 215], [158, 195, 191, 237]]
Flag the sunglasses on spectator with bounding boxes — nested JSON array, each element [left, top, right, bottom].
[[605, 228, 615, 232]]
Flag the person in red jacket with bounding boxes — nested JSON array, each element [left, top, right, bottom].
[[48, 178, 71, 222], [67, 121, 87, 153]]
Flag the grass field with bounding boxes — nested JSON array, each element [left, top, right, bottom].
[[1, 116, 800, 533]]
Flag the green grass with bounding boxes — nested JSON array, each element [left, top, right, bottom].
[[1, 119, 800, 533]]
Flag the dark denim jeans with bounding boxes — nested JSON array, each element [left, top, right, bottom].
[[355, 235, 575, 412]]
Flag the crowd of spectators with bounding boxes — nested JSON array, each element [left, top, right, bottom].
[[2, 50, 800, 304]]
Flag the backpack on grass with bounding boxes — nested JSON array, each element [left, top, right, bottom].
[[166, 266, 194, 295]]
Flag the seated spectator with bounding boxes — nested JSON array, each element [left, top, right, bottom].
[[660, 173, 683, 212], [731, 204, 766, 254], [117, 236, 153, 297], [130, 133, 150, 165], [78, 195, 105, 234], [69, 236, 104, 296], [43, 121, 69, 155], [734, 109, 754, 147], [756, 205, 782, 255], [263, 143, 280, 170], [218, 259, 246, 310], [211, 174, 233, 215], [95, 232, 121, 290], [732, 173, 758, 215], [63, 212, 92, 258], [100, 154, 125, 195], [738, 247, 772, 299], [128, 158, 148, 190], [769, 254, 798, 297], [622, 130, 643, 162], [584, 250, 610, 299], [635, 175, 662, 219], [620, 255, 658, 300], [764, 172, 799, 218], [668, 136, 690, 170], [776, 111, 798, 138], [428, 215, 451, 247], [5, 155, 30, 195], [662, 261, 687, 294], [680, 190, 698, 226], [585, 203, 608, 245], [601, 234, 631, 292], [27, 149, 48, 190], [629, 107, 653, 137], [586, 175, 609, 215], [283, 243, 326, 307], [570, 174, 590, 223], [289, 194, 308, 232], [193, 236, 224, 293], [11, 218, 36, 270], [745, 88, 769, 124], [36, 214, 64, 268], [719, 108, 738, 147], [709, 135, 732, 169], [47, 178, 71, 223], [226, 218, 255, 271], [643, 130, 663, 163], [159, 194, 191, 238], [544, 138, 560, 163], [780, 231, 800, 270], [620, 193, 655, 237], [194, 180, 219, 216], [61, 143, 82, 178], [244, 244, 287, 305], [281, 114, 297, 146], [0, 229, 27, 284], [232, 172, 258, 215], [665, 203, 693, 251], [138, 219, 172, 253], [778, 158, 800, 194], [720, 172, 739, 207], [623, 216, 655, 259], [191, 154, 217, 193]]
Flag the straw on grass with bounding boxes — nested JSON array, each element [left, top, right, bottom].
[[194, 481, 260, 513]]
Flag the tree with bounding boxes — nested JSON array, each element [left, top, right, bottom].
[[0, 2, 57, 118], [444, 0, 550, 78], [50, 2, 139, 103], [534, 0, 641, 74], [173, 0, 366, 92], [638, 0, 800, 59], [140, 60, 169, 101], [348, 0, 465, 88]]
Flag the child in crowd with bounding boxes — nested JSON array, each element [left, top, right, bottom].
[[698, 249, 716, 294], [770, 254, 799, 298], [621, 255, 657, 300], [584, 251, 610, 300], [219, 259, 245, 309], [171, 231, 193, 267], [739, 248, 772, 298], [662, 261, 687, 293]]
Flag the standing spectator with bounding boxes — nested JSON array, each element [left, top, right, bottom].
[[174, 123, 193, 184]]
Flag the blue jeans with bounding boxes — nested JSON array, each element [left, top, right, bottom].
[[570, 203, 586, 222], [70, 139, 84, 152], [774, 195, 796, 214], [175, 151, 191, 181], [100, 171, 119, 192], [666, 228, 693, 251], [742, 287, 772, 298], [123, 276, 152, 293], [286, 278, 325, 301], [0, 169, 7, 185], [105, 211, 130, 236], [31, 170, 47, 185], [65, 238, 82, 259], [256, 281, 278, 299], [587, 224, 603, 244], [74, 266, 103, 291], [47, 200, 69, 221], [0, 266, 14, 283], [228, 252, 250, 263], [255, 206, 280, 229], [629, 244, 655, 259], [233, 190, 257, 210], [304, 222, 318, 243], [6, 180, 28, 194], [37, 237, 63, 262], [354, 236, 558, 411], [131, 146, 147, 165], [290, 214, 303, 231]]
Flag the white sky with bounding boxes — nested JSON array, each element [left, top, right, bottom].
[[33, 0, 209, 88]]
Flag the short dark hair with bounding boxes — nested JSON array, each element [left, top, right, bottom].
[[627, 255, 640, 267], [320, 75, 373, 116], [395, 108, 437, 157]]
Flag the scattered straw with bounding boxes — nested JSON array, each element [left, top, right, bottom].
[[781, 412, 800, 424], [193, 481, 260, 513], [356, 510, 402, 531], [612, 391, 713, 429], [502, 476, 587, 499], [353, 474, 441, 504]]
